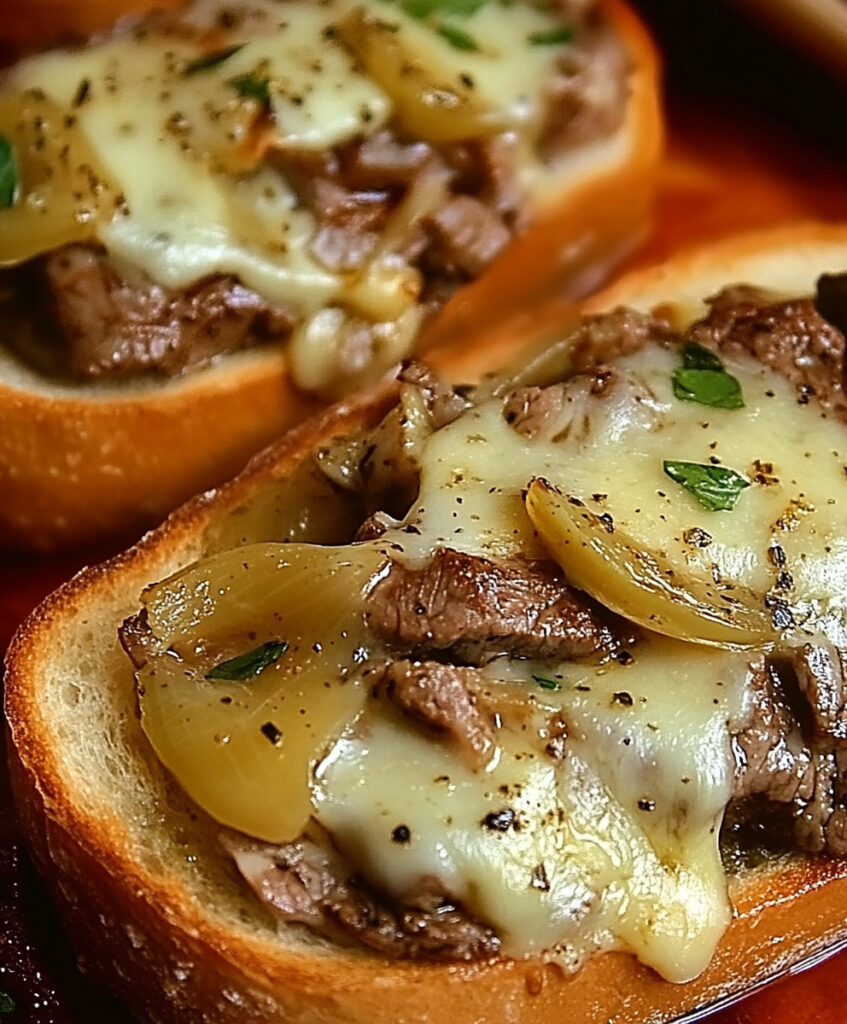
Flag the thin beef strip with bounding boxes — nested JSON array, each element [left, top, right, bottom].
[[538, 23, 630, 161], [3, 244, 293, 380], [423, 195, 512, 279], [364, 547, 629, 663], [689, 287, 847, 421], [309, 178, 390, 271], [730, 648, 847, 857], [339, 130, 432, 189], [375, 659, 495, 768], [219, 830, 499, 961]]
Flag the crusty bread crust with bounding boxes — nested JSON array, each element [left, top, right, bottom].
[[0, 0, 661, 552], [11, 223, 847, 1023]]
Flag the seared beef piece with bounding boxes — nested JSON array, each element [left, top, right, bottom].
[[794, 643, 847, 742], [538, 27, 630, 162], [317, 360, 467, 512], [309, 179, 390, 271], [731, 661, 813, 806], [398, 359, 470, 429], [376, 660, 495, 768], [478, 136, 525, 226], [730, 650, 847, 857], [341, 131, 432, 188], [794, 746, 847, 855], [219, 830, 499, 961], [219, 831, 336, 928], [689, 289, 847, 421], [503, 364, 663, 449], [503, 380, 599, 441], [569, 307, 675, 371], [423, 196, 511, 279], [364, 547, 627, 662], [27, 244, 293, 380]]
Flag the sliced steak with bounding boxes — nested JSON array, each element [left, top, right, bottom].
[[219, 829, 499, 961], [364, 547, 627, 662], [690, 289, 847, 421], [731, 661, 813, 806], [793, 643, 847, 742], [503, 365, 661, 444], [730, 649, 847, 857], [397, 359, 470, 430], [309, 179, 390, 271], [376, 660, 495, 768], [26, 244, 293, 380], [538, 27, 630, 162], [341, 130, 433, 189], [423, 196, 511, 279]]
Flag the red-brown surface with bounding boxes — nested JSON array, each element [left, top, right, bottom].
[[5, 0, 847, 1021]]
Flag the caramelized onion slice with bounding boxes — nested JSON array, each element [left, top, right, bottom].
[[525, 478, 775, 649], [136, 542, 386, 843], [338, 8, 505, 143], [0, 91, 117, 266]]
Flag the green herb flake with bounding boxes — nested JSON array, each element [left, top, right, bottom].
[[0, 136, 19, 209], [399, 0, 486, 16], [0, 992, 15, 1015], [672, 341, 745, 409], [437, 23, 478, 49], [672, 368, 745, 409], [206, 640, 289, 681], [228, 73, 271, 106], [183, 43, 245, 75], [663, 460, 750, 512], [533, 674, 561, 691], [681, 341, 724, 371], [400, 0, 442, 17], [528, 25, 574, 45]]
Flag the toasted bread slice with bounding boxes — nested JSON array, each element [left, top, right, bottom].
[[10, 222, 847, 1024], [0, 0, 661, 552]]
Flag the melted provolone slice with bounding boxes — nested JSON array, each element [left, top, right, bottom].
[[316, 638, 755, 982], [390, 344, 847, 648]]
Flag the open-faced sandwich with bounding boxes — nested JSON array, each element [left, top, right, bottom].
[[0, 0, 660, 551], [7, 222, 847, 1023]]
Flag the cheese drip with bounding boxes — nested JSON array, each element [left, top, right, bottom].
[[315, 639, 755, 982], [130, 333, 847, 982]]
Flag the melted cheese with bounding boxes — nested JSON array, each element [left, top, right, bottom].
[[391, 344, 847, 648], [313, 337, 847, 979], [5, 0, 587, 388], [316, 639, 754, 982], [132, 325, 847, 981]]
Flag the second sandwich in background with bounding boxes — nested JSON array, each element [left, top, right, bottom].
[[0, 0, 661, 551]]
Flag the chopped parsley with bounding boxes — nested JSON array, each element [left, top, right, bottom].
[[528, 25, 574, 45], [672, 342, 745, 409], [183, 44, 245, 75], [437, 23, 478, 49], [206, 640, 289, 681], [399, 0, 486, 16], [0, 992, 14, 1014], [228, 73, 272, 107], [532, 674, 560, 691], [0, 136, 18, 209], [663, 460, 750, 512], [381, 0, 483, 49], [680, 341, 724, 371]]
